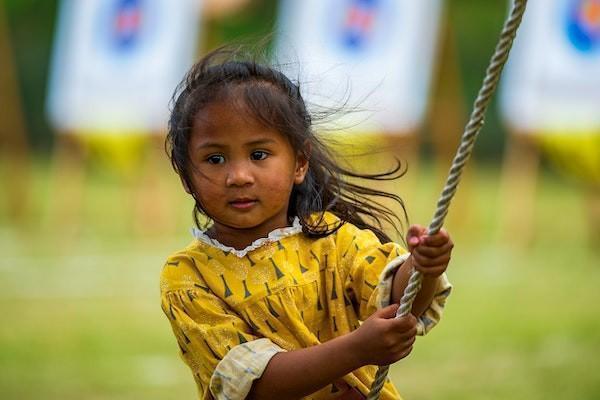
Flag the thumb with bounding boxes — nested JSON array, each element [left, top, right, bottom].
[[406, 224, 426, 251], [375, 303, 400, 319]]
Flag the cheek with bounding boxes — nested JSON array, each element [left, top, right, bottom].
[[262, 174, 296, 203], [190, 173, 223, 202]]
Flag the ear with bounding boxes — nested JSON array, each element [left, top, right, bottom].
[[294, 148, 309, 185]]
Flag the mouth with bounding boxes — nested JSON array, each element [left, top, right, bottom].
[[228, 198, 258, 210]]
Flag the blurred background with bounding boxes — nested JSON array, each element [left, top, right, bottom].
[[1, 0, 599, 399]]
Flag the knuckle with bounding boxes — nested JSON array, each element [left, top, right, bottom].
[[380, 330, 393, 342], [383, 337, 396, 349], [398, 315, 411, 326], [412, 252, 425, 264], [398, 315, 417, 331], [408, 314, 418, 326], [397, 346, 413, 361]]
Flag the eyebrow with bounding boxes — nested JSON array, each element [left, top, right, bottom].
[[195, 138, 278, 151], [246, 138, 278, 147]]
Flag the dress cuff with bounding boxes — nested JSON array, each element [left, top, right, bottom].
[[375, 254, 452, 336], [209, 338, 285, 400], [416, 273, 452, 335], [375, 253, 411, 310]]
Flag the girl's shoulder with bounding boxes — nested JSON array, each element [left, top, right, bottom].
[[313, 211, 382, 246], [159, 243, 207, 293], [316, 212, 408, 261]]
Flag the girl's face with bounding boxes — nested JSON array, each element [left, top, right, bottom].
[[187, 100, 308, 249]]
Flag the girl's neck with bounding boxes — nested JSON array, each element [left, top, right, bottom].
[[206, 226, 254, 250]]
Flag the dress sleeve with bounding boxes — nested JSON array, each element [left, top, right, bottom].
[[337, 223, 408, 320], [338, 224, 452, 335], [160, 254, 285, 399]]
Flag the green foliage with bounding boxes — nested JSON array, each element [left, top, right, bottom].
[[4, 0, 58, 150], [448, 0, 512, 159]]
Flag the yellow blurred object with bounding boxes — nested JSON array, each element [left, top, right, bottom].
[[202, 0, 251, 18], [77, 132, 152, 176], [536, 133, 600, 185]]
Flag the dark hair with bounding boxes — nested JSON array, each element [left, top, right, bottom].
[[166, 47, 407, 243]]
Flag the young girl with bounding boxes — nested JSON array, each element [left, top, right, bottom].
[[161, 49, 453, 400]]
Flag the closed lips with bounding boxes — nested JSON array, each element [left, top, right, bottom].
[[229, 198, 257, 208]]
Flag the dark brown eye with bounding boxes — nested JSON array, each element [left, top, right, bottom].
[[250, 151, 268, 161], [206, 154, 225, 164]]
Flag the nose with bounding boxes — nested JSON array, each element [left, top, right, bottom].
[[225, 161, 254, 187]]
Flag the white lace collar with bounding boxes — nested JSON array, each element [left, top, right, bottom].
[[191, 217, 302, 258]]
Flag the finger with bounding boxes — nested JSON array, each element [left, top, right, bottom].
[[392, 314, 417, 331], [394, 323, 418, 341], [406, 225, 427, 249], [406, 225, 426, 238], [422, 230, 452, 247], [397, 343, 414, 360], [408, 236, 420, 249], [412, 255, 451, 273], [412, 241, 454, 258], [389, 337, 416, 358], [414, 263, 448, 277], [413, 250, 451, 266], [402, 313, 418, 326], [392, 337, 416, 360], [402, 334, 417, 349], [376, 303, 400, 319]]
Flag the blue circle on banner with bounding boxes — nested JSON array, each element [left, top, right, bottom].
[[323, 0, 400, 58], [94, 0, 160, 60], [565, 0, 600, 53]]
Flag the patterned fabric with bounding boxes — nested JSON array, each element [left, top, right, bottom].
[[210, 338, 284, 399], [160, 212, 452, 399]]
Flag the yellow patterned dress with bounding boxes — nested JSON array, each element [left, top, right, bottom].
[[160, 213, 451, 400]]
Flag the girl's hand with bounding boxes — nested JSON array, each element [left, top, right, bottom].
[[350, 304, 417, 366], [406, 225, 453, 277]]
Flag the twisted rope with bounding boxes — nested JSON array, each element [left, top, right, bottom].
[[366, 1, 528, 398]]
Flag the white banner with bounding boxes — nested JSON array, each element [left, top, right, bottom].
[[47, 0, 202, 134], [275, 0, 443, 134], [500, 0, 600, 133]]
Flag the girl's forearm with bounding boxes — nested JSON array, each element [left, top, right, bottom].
[[391, 256, 439, 317], [247, 332, 363, 400]]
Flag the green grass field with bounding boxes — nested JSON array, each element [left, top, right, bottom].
[[1, 158, 599, 399]]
